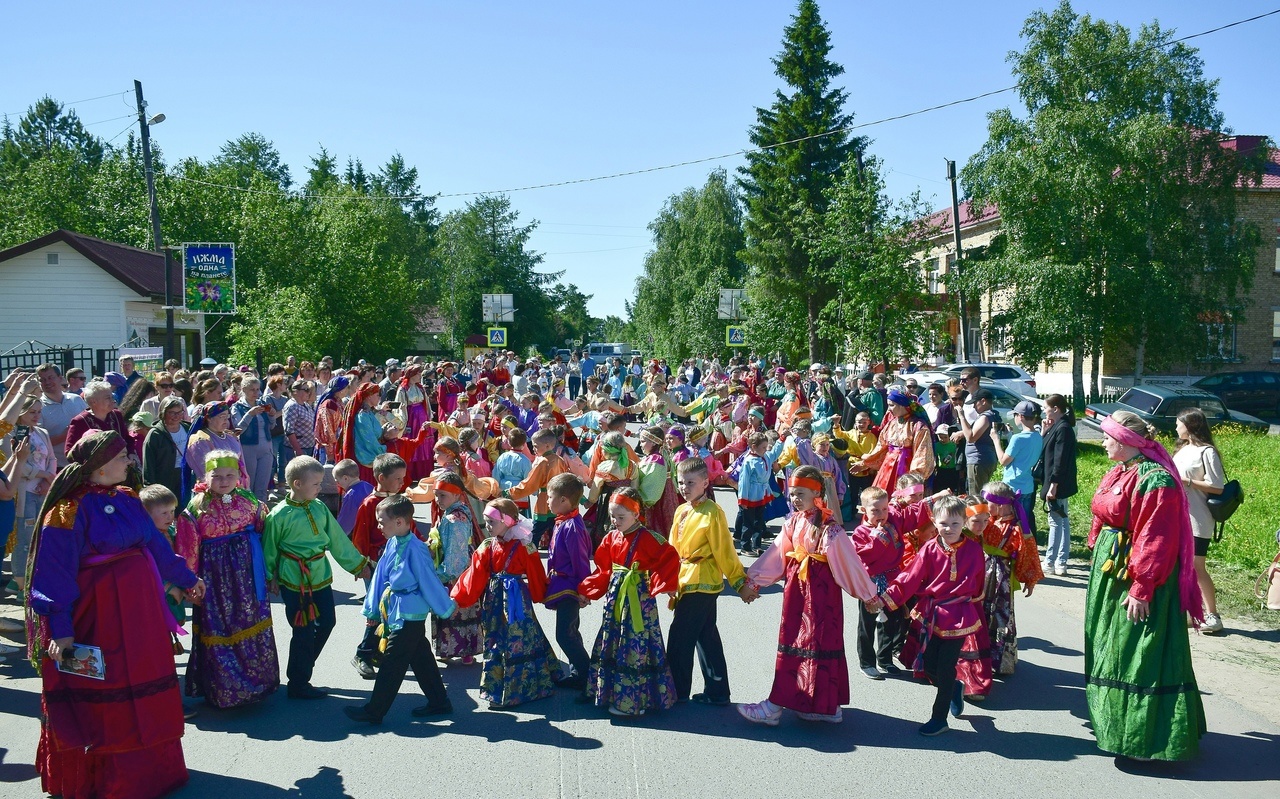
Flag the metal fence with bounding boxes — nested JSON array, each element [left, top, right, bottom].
[[0, 341, 117, 384]]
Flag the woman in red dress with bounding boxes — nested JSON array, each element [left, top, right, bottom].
[[26, 431, 206, 799]]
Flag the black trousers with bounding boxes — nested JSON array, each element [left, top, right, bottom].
[[856, 603, 903, 669], [280, 586, 336, 687], [364, 620, 449, 719], [923, 635, 963, 722], [554, 602, 590, 678], [667, 592, 730, 702], [356, 619, 381, 666], [737, 505, 766, 550]]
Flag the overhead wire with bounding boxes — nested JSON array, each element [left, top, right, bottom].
[[106, 6, 1280, 204], [1, 89, 131, 120]]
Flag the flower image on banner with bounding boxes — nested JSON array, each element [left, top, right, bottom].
[[183, 243, 237, 314]]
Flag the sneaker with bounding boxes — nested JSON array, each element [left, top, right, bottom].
[[411, 701, 453, 718], [609, 705, 645, 718], [949, 680, 965, 718], [879, 663, 902, 677], [1054, 565, 1067, 576], [919, 717, 950, 736], [0, 616, 24, 633], [737, 701, 782, 726], [860, 666, 885, 681], [691, 692, 731, 706], [0, 642, 21, 654], [796, 707, 843, 723], [287, 683, 328, 700], [343, 705, 383, 725], [1199, 613, 1224, 634], [554, 673, 587, 691], [351, 656, 377, 680], [461, 655, 476, 665]]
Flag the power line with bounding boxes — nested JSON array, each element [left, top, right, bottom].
[[543, 244, 649, 256], [1, 89, 131, 119], [82, 113, 136, 127], [154, 6, 1280, 203]]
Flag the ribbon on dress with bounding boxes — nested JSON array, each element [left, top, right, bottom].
[[785, 548, 828, 582], [612, 563, 646, 633]]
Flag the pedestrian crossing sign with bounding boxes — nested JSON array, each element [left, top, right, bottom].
[[726, 325, 746, 347], [487, 327, 507, 347]]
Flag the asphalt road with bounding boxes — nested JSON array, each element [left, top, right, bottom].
[[2, 491, 1278, 799]]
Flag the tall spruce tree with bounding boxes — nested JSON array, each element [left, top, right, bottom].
[[739, 0, 863, 364]]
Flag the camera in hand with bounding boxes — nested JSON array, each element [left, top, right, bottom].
[[12, 425, 29, 446]]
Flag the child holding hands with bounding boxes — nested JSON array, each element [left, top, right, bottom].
[[580, 487, 681, 717], [867, 495, 984, 736], [738, 466, 876, 726], [344, 495, 456, 724], [450, 498, 560, 709], [543, 473, 594, 690]]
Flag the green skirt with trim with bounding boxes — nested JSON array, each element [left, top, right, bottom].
[[1084, 526, 1206, 761]]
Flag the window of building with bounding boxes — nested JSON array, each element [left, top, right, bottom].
[[1273, 309, 1280, 361], [1274, 219, 1280, 274], [1200, 316, 1239, 362]]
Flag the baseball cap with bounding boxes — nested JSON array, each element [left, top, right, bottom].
[[1014, 400, 1040, 417]]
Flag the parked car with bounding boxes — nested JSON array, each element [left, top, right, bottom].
[[1192, 371, 1280, 419], [929, 363, 1039, 397], [889, 377, 1042, 441], [1082, 385, 1269, 434]]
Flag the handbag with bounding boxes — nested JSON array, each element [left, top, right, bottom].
[[1199, 448, 1242, 539], [1255, 533, 1280, 611]]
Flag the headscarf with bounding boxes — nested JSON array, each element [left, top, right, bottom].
[[188, 398, 235, 438], [886, 387, 934, 433], [317, 375, 350, 408], [341, 383, 382, 464], [400, 363, 423, 390], [601, 438, 630, 472], [25, 431, 128, 670], [1100, 417, 1204, 623]]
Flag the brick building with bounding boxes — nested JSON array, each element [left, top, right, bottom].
[[916, 134, 1280, 395]]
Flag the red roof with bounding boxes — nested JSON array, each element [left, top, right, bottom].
[[928, 134, 1280, 234], [0, 230, 179, 298]]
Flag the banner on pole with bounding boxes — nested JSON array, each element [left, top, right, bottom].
[[182, 243, 237, 314]]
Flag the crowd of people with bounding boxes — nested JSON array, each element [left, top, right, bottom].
[[0, 347, 1219, 798]]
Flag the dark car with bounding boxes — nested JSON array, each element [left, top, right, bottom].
[[1193, 371, 1280, 418], [1083, 385, 1269, 434]]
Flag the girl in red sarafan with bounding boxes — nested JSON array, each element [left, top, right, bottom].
[[738, 466, 876, 726]]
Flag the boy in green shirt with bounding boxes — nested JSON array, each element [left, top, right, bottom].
[[264, 456, 372, 699]]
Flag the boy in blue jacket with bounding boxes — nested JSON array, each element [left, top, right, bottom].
[[734, 432, 784, 556], [344, 495, 457, 724]]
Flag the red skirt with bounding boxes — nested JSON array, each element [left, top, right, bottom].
[[39, 548, 188, 799], [768, 558, 849, 715], [644, 478, 680, 539]]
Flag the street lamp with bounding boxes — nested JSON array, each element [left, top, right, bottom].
[[134, 80, 177, 365]]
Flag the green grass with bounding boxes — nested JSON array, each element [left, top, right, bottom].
[[1019, 432, 1280, 625]]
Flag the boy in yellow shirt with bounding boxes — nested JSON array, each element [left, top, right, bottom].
[[667, 458, 758, 705]]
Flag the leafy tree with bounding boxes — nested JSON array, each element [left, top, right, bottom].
[[214, 132, 292, 189], [547, 283, 597, 348], [962, 1, 1266, 398], [811, 154, 942, 369], [632, 168, 747, 360], [436, 195, 562, 354], [739, 0, 863, 364], [599, 314, 632, 344]]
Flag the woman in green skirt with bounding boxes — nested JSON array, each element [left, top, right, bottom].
[[1086, 410, 1206, 761]]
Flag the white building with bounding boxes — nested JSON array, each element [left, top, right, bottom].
[[0, 230, 205, 372]]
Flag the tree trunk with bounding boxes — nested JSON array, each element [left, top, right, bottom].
[[1071, 340, 1085, 411], [807, 292, 822, 365], [1133, 327, 1146, 386], [1090, 345, 1102, 402]]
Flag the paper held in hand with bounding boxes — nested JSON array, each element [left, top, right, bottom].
[[55, 644, 105, 680]]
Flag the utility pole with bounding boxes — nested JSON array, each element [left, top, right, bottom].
[[134, 80, 176, 364], [946, 159, 970, 363]]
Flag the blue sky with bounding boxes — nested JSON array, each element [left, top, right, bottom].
[[4, 1, 1278, 318]]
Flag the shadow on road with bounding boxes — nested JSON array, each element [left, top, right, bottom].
[[0, 748, 36, 784], [184, 765, 353, 798]]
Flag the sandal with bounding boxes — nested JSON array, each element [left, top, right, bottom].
[[737, 701, 782, 726]]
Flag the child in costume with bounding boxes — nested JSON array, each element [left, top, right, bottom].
[[333, 458, 373, 536], [451, 498, 560, 709], [543, 473, 594, 690], [635, 425, 680, 539], [505, 427, 569, 548], [734, 431, 785, 556], [344, 495, 456, 724], [667, 457, 758, 705], [263, 456, 372, 699], [583, 431, 637, 548], [141, 484, 196, 720], [342, 383, 386, 485], [951, 496, 996, 700], [868, 495, 984, 736], [350, 453, 416, 679], [428, 471, 485, 663], [580, 487, 680, 717], [739, 467, 875, 726], [977, 481, 1042, 677], [493, 427, 534, 516], [174, 450, 279, 708]]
